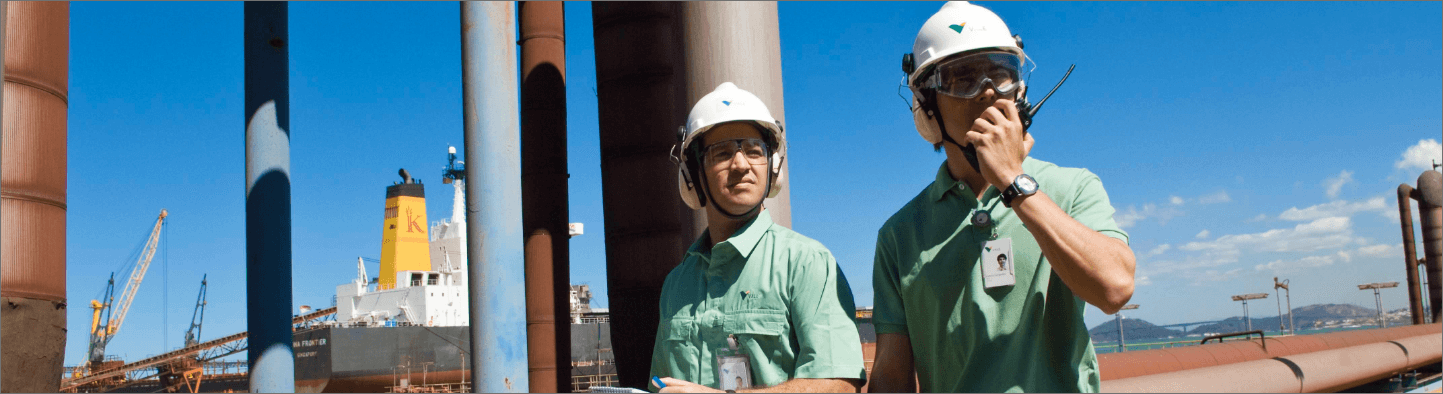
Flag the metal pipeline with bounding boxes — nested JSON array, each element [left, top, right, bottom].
[[1417, 170, 1443, 323], [244, 3, 295, 392], [1098, 323, 1440, 381], [519, 3, 570, 391], [679, 1, 792, 229], [0, 2, 68, 392], [462, 2, 529, 392], [1399, 184, 1426, 325], [591, 2, 695, 388], [1102, 331, 1442, 393]]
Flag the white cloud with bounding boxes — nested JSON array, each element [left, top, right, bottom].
[[1278, 196, 1387, 221], [1195, 229, 1211, 239], [1193, 268, 1244, 285], [1395, 139, 1442, 172], [1247, 214, 1268, 222], [1170, 196, 1185, 206], [1114, 203, 1184, 229], [1255, 255, 1337, 273], [1181, 216, 1354, 255], [1147, 244, 1172, 257], [1358, 244, 1397, 257], [1324, 170, 1354, 199], [1198, 190, 1231, 204], [1136, 275, 1152, 286]]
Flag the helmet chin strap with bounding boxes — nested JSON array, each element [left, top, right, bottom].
[[698, 157, 773, 221], [923, 89, 983, 173]]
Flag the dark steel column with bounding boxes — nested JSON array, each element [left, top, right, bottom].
[[679, 1, 792, 229], [1416, 171, 1443, 323], [591, 2, 694, 388], [1398, 184, 1425, 325], [244, 3, 294, 392], [519, 2, 570, 392], [0, 2, 67, 392]]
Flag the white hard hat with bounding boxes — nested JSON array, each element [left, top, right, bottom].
[[907, 1, 1025, 145], [672, 82, 787, 211]]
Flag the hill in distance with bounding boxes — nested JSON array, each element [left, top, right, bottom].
[[1089, 303, 1384, 342]]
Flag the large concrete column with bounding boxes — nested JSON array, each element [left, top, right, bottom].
[[679, 1, 792, 230], [1398, 184, 1426, 325], [461, 2, 529, 392], [590, 2, 693, 388], [518, 2, 570, 392], [244, 3, 295, 392], [1416, 171, 1442, 323], [0, 2, 67, 392]]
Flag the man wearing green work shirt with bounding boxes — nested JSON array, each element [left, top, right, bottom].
[[869, 2, 1137, 393], [650, 82, 867, 393]]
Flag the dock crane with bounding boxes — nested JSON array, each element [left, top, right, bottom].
[[184, 274, 207, 348], [87, 209, 168, 372]]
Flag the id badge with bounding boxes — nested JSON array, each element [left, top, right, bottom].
[[981, 238, 1016, 288], [716, 335, 753, 391]]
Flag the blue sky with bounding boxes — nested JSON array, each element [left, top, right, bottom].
[[64, 2, 1441, 366]]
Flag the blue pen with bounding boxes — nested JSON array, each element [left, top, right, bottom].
[[652, 376, 666, 389]]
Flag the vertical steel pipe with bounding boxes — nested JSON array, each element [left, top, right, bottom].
[[0, 2, 66, 392], [590, 2, 694, 388], [1416, 170, 1443, 323], [679, 1, 792, 229], [519, 2, 570, 392], [462, 2, 529, 392], [244, 3, 294, 392], [1398, 184, 1425, 325]]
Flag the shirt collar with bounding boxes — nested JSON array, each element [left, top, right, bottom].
[[687, 210, 774, 267], [927, 161, 1003, 203]]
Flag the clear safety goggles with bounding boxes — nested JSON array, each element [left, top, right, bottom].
[[702, 138, 770, 167], [913, 52, 1025, 99]]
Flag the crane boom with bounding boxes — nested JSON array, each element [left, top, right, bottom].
[[89, 209, 167, 364]]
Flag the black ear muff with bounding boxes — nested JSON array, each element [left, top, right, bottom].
[[1013, 34, 1024, 50], [902, 53, 916, 75]]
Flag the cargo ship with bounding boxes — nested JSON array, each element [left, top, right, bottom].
[[294, 148, 615, 393]]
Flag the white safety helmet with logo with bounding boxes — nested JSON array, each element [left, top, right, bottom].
[[904, 1, 1028, 145], [671, 82, 787, 217]]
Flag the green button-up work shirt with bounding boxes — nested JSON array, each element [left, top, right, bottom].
[[650, 210, 868, 390], [873, 158, 1129, 393]]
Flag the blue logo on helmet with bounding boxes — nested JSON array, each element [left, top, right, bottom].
[[722, 100, 731, 106]]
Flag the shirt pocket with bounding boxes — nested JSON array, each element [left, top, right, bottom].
[[723, 311, 792, 385], [660, 318, 699, 377]]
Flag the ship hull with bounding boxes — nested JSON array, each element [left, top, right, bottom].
[[295, 326, 471, 393]]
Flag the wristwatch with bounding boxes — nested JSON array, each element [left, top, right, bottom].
[[1001, 174, 1039, 208]]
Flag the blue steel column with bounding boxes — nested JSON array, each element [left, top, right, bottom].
[[244, 3, 294, 392], [461, 2, 529, 392]]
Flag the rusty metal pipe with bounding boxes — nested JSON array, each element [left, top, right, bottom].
[[1102, 332, 1441, 393], [0, 2, 68, 392], [1098, 323, 1440, 381], [591, 2, 695, 388], [519, 2, 570, 392], [679, 1, 792, 229], [1416, 171, 1443, 323], [1399, 184, 1426, 325]]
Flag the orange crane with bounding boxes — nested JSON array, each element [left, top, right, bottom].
[[86, 209, 167, 374]]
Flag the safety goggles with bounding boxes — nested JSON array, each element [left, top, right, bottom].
[[702, 138, 770, 167], [914, 52, 1024, 99]]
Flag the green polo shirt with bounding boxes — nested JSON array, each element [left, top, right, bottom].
[[872, 158, 1129, 393], [650, 210, 868, 390]]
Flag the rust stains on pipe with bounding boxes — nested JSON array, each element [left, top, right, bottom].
[[1416, 170, 1443, 323], [1098, 323, 1441, 381], [1103, 331, 1442, 393], [0, 2, 68, 392], [678, 1, 791, 230], [0, 0, 67, 302], [591, 2, 694, 388], [1399, 184, 1426, 325], [519, 2, 569, 392]]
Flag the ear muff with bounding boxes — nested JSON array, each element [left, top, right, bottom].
[[765, 150, 785, 199]]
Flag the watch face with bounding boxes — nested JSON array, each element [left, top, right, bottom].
[[1017, 175, 1038, 193]]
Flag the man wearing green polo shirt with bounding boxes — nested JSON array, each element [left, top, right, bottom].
[[869, 2, 1137, 393], [650, 82, 867, 393]]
